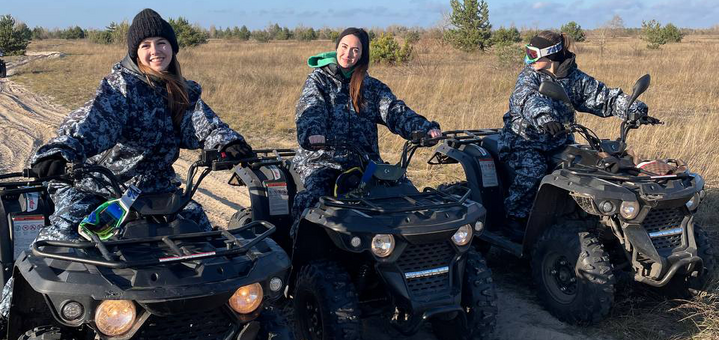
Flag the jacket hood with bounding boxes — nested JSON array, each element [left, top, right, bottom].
[[120, 54, 163, 86], [307, 51, 337, 68]]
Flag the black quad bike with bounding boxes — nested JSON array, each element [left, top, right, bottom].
[[0, 59, 6, 78], [429, 75, 715, 325], [226, 134, 498, 340], [0, 150, 293, 339]]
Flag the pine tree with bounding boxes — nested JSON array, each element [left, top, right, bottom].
[[445, 0, 492, 52]]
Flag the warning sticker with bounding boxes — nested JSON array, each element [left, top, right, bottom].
[[265, 181, 290, 216], [11, 215, 45, 260], [479, 159, 499, 187]]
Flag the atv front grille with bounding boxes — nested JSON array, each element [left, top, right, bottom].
[[134, 308, 236, 340], [397, 242, 455, 297], [642, 208, 686, 251]]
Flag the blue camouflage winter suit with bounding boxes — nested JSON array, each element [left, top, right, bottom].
[[292, 61, 439, 222], [0, 56, 244, 316], [499, 55, 648, 219]]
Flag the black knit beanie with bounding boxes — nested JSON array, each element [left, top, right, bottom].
[[335, 27, 370, 68], [127, 8, 179, 60], [529, 32, 568, 63]]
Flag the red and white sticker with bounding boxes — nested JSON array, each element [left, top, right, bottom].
[[23, 192, 39, 212], [159, 251, 216, 263], [266, 181, 289, 216], [11, 215, 45, 260]]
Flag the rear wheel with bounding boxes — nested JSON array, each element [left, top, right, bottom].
[[293, 260, 361, 340], [661, 224, 716, 298], [531, 221, 615, 325], [431, 249, 497, 340]]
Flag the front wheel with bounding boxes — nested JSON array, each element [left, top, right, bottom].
[[431, 249, 498, 340], [531, 221, 615, 325], [18, 326, 73, 340], [256, 306, 295, 340], [661, 224, 717, 298], [293, 260, 361, 340], [228, 208, 252, 230]]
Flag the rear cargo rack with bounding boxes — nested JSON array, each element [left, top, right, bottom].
[[319, 187, 471, 214], [441, 129, 501, 146], [31, 220, 276, 269]]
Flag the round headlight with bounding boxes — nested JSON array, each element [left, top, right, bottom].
[[61, 301, 84, 321], [600, 201, 615, 214], [620, 201, 640, 219], [350, 237, 362, 248], [229, 283, 263, 314], [95, 300, 136, 336], [452, 225, 473, 246], [686, 194, 699, 211], [371, 234, 395, 258], [474, 220, 484, 232], [269, 277, 283, 292]]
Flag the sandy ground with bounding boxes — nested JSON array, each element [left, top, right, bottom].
[[0, 53, 611, 340]]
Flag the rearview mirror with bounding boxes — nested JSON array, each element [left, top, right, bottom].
[[538, 81, 572, 105], [628, 74, 650, 108]]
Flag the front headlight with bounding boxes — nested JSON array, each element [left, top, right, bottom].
[[371, 234, 395, 258], [95, 300, 136, 336], [452, 225, 473, 246], [620, 201, 640, 219], [229, 283, 263, 314], [686, 194, 700, 211]]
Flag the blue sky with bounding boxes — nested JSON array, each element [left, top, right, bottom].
[[5, 0, 718, 30]]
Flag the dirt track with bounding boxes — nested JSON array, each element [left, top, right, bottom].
[[0, 53, 611, 340]]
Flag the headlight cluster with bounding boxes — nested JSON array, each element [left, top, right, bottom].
[[686, 189, 705, 211], [371, 234, 395, 257], [452, 225, 473, 246], [620, 201, 640, 219], [229, 283, 264, 314], [95, 300, 136, 336]]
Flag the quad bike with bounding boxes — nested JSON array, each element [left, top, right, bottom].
[[227, 133, 498, 340], [0, 150, 293, 339], [429, 75, 715, 325], [0, 59, 6, 78]]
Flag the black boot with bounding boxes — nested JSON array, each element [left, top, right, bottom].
[[503, 217, 527, 242]]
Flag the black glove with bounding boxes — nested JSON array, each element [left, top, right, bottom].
[[541, 121, 565, 136], [31, 155, 67, 178], [221, 140, 254, 159]]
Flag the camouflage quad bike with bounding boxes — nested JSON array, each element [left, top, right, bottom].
[[0, 150, 293, 340], [227, 133, 498, 340], [429, 75, 715, 324]]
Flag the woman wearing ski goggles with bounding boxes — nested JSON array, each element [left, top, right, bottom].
[[497, 30, 650, 239]]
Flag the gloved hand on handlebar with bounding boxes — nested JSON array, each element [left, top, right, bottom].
[[31, 154, 67, 177], [541, 121, 565, 137], [220, 140, 254, 159]]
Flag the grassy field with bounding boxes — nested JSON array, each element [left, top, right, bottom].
[[10, 36, 719, 339]]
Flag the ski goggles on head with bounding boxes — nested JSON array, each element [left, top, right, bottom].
[[524, 41, 563, 64]]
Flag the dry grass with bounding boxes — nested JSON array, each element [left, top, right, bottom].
[[11, 36, 719, 339]]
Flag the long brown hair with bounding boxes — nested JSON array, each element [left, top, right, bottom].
[[137, 56, 189, 128], [349, 63, 368, 113]]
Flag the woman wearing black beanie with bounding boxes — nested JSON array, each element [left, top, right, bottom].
[[0, 8, 257, 327], [498, 30, 650, 239]]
